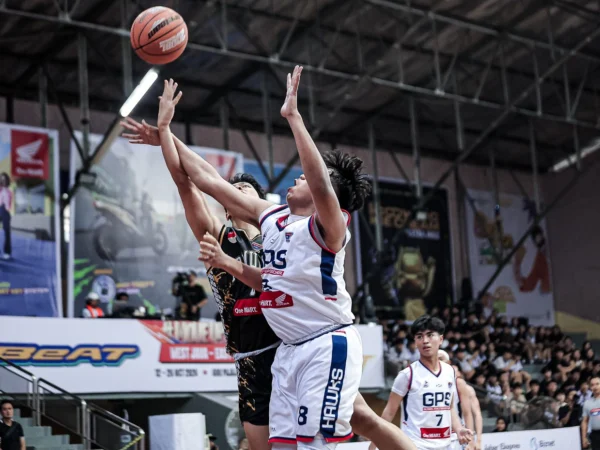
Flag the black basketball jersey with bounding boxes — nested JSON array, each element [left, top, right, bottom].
[[207, 225, 280, 355]]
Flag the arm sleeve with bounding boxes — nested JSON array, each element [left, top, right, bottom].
[[17, 423, 24, 437], [391, 369, 410, 397]]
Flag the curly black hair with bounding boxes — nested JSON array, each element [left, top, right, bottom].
[[322, 150, 371, 212], [229, 173, 267, 200]]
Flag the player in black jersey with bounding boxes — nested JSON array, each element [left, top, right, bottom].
[[121, 116, 279, 449]]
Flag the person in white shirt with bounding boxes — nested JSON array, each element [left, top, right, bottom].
[[371, 316, 473, 450]]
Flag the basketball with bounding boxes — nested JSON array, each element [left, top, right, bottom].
[[130, 6, 188, 65]]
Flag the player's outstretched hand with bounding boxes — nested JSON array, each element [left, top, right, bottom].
[[198, 232, 227, 268], [157, 78, 183, 130], [280, 65, 303, 119], [121, 117, 160, 146], [458, 427, 474, 445]]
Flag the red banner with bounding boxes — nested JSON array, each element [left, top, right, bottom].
[[159, 343, 233, 363], [11, 130, 49, 180]]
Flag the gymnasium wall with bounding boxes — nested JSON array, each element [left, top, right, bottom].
[[543, 151, 600, 337]]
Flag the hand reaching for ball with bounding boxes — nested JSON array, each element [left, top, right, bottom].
[[157, 79, 182, 130], [121, 117, 160, 146]]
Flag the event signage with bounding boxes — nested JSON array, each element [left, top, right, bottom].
[[0, 318, 384, 393], [465, 189, 555, 325], [0, 123, 61, 317]]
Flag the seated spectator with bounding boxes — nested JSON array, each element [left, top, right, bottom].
[[526, 380, 541, 401], [558, 389, 581, 427], [486, 374, 503, 404], [492, 417, 508, 432], [385, 340, 406, 374], [82, 292, 104, 318], [401, 340, 420, 364], [578, 381, 593, 406], [545, 380, 559, 399], [539, 368, 554, 394], [455, 348, 475, 381], [508, 382, 527, 421]]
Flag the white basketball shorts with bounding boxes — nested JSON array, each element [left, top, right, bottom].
[[268, 325, 363, 445]]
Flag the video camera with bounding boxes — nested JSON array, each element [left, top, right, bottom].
[[171, 272, 190, 297]]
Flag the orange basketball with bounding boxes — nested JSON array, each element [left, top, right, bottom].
[[130, 6, 188, 65]]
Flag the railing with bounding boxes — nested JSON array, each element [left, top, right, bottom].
[[0, 357, 145, 450]]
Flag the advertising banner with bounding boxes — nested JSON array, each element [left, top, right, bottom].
[[0, 318, 384, 393], [465, 189, 555, 325], [68, 132, 243, 319], [0, 123, 61, 317], [481, 426, 579, 450], [357, 180, 454, 321]]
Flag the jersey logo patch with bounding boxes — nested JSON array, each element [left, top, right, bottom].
[[227, 230, 237, 243], [420, 427, 450, 439], [259, 291, 294, 308], [233, 298, 262, 316], [285, 232, 293, 242], [591, 408, 600, 416]]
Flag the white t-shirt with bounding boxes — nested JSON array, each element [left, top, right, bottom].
[[391, 360, 457, 449]]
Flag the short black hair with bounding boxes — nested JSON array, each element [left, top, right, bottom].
[[229, 173, 266, 200], [411, 315, 445, 336], [0, 399, 13, 408], [530, 379, 540, 386], [322, 150, 371, 212], [0, 172, 9, 185]]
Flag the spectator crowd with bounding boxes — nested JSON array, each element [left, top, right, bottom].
[[382, 305, 598, 429]]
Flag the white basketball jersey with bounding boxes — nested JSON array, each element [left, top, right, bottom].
[[392, 360, 457, 449], [258, 204, 354, 343]]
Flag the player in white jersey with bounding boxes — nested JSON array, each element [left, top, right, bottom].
[[156, 69, 416, 450], [372, 316, 473, 450]]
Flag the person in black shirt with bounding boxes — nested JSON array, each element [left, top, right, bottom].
[[0, 400, 25, 450], [179, 271, 208, 321]]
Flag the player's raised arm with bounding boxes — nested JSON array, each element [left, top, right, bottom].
[[281, 66, 347, 252], [121, 116, 220, 240], [156, 79, 272, 227]]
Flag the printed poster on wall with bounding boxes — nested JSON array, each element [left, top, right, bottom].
[[465, 189, 555, 325], [0, 318, 384, 393], [0, 123, 62, 317], [68, 132, 243, 319], [356, 180, 454, 321]]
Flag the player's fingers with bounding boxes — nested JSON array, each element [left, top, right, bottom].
[[204, 233, 218, 245], [129, 139, 144, 144], [122, 133, 139, 139], [174, 91, 183, 105]]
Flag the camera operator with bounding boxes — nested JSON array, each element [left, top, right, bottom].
[[176, 271, 208, 321]]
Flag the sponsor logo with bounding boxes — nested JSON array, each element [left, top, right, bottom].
[[285, 232, 293, 242], [233, 298, 262, 316], [448, 382, 453, 388], [11, 130, 49, 180], [423, 392, 452, 410], [227, 230, 237, 243], [259, 292, 293, 308], [159, 28, 186, 52], [163, 344, 230, 363], [0, 343, 139, 366], [530, 438, 555, 449], [148, 14, 178, 39], [420, 427, 450, 439], [484, 444, 521, 450], [261, 268, 284, 276]]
